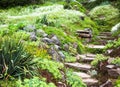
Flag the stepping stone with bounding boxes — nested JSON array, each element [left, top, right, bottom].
[[83, 78, 98, 86], [87, 45, 105, 49], [73, 72, 91, 79], [65, 62, 92, 71]]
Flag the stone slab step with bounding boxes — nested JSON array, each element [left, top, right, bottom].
[[73, 72, 91, 79], [78, 54, 95, 62], [76, 30, 90, 34], [86, 54, 96, 58], [83, 78, 98, 86], [73, 72, 98, 86], [99, 33, 112, 36], [87, 45, 105, 49], [97, 36, 114, 40], [100, 32, 112, 35], [65, 62, 92, 71]]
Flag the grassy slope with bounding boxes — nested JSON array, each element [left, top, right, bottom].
[[0, 4, 99, 53]]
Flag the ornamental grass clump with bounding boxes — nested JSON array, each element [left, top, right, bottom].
[[0, 36, 35, 79]]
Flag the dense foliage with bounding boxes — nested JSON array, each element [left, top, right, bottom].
[[66, 71, 86, 87], [0, 77, 56, 87], [91, 54, 108, 66], [37, 59, 64, 79], [105, 38, 120, 49], [0, 36, 34, 79]]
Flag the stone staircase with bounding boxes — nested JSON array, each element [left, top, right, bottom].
[[65, 31, 116, 86], [97, 32, 115, 45], [65, 53, 99, 87]]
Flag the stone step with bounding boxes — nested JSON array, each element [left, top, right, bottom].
[[77, 54, 95, 62], [100, 32, 112, 36], [86, 54, 96, 58], [87, 44, 105, 49], [83, 78, 98, 86], [99, 33, 112, 37], [73, 72, 98, 86], [97, 36, 115, 40], [73, 72, 91, 79], [65, 62, 92, 71], [76, 30, 90, 34]]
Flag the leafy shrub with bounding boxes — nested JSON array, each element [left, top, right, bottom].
[[63, 51, 76, 62], [91, 54, 108, 66], [0, 80, 17, 87], [66, 71, 86, 87], [39, 15, 49, 26], [0, 36, 35, 79], [12, 31, 30, 41], [0, 77, 56, 87], [89, 5, 119, 31], [0, 23, 27, 36], [105, 38, 120, 50], [37, 59, 64, 79], [115, 78, 120, 87], [36, 15, 56, 27], [111, 57, 120, 66], [25, 42, 51, 59], [0, 28, 9, 36], [16, 77, 56, 87], [64, 0, 86, 13]]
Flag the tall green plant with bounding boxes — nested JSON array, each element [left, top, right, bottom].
[[0, 36, 35, 79]]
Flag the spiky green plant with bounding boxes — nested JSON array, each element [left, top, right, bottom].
[[0, 36, 35, 79]]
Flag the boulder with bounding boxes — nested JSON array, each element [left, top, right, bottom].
[[30, 32, 37, 41], [48, 46, 64, 61], [36, 29, 47, 37], [51, 35, 60, 45], [111, 23, 120, 36], [63, 44, 69, 51], [24, 24, 36, 32], [58, 51, 65, 59], [41, 37, 52, 44], [54, 45, 60, 50]]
